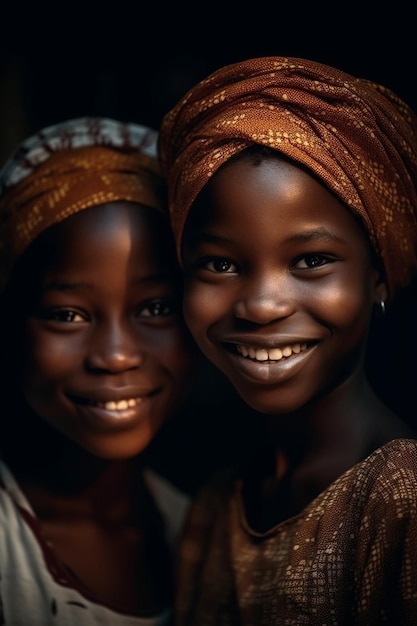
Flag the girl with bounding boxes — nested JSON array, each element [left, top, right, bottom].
[[159, 57, 417, 624], [0, 117, 197, 624]]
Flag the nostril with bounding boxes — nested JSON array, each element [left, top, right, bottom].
[[85, 323, 144, 373], [233, 296, 294, 324], [86, 348, 143, 373]]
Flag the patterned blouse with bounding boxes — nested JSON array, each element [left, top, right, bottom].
[[175, 438, 417, 625]]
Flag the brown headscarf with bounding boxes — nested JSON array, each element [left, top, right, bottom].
[[158, 56, 417, 298], [0, 117, 165, 291]]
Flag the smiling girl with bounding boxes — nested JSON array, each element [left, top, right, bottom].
[[159, 57, 417, 624], [0, 117, 197, 625]]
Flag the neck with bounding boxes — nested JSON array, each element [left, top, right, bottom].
[[243, 372, 414, 530], [261, 370, 415, 499], [2, 405, 143, 519], [269, 372, 402, 454]]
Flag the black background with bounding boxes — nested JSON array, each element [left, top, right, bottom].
[[1, 3, 416, 163]]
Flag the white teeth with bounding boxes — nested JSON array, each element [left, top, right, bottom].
[[96, 398, 141, 411], [237, 342, 307, 362], [255, 349, 269, 361]]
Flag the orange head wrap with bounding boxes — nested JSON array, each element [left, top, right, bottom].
[[0, 117, 166, 291], [158, 56, 417, 299]]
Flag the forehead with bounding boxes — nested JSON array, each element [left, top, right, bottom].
[[40, 200, 170, 246], [187, 154, 369, 242], [10, 202, 178, 288]]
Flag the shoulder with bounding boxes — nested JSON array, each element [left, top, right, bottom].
[[358, 438, 417, 480], [143, 468, 191, 551], [0, 457, 35, 515], [332, 438, 417, 517]]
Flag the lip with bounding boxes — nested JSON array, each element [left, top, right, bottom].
[[236, 341, 308, 361], [69, 387, 158, 405], [221, 332, 319, 348], [224, 341, 317, 385], [68, 388, 160, 432], [76, 403, 147, 432]]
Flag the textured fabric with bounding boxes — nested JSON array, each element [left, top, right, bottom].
[[0, 458, 189, 626], [175, 438, 417, 625], [158, 56, 417, 298], [0, 117, 165, 291]]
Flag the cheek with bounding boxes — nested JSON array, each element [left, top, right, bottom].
[[22, 329, 79, 386], [155, 327, 196, 376], [158, 330, 198, 406], [311, 272, 375, 327], [183, 284, 224, 334], [19, 343, 64, 420]]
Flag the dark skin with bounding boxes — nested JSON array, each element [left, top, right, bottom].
[[181, 151, 415, 531], [0, 201, 196, 614]]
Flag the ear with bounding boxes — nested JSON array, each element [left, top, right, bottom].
[[372, 268, 388, 305]]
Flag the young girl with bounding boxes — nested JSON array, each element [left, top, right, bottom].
[[158, 57, 417, 624], [0, 117, 197, 624]]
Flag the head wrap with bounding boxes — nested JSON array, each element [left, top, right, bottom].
[[158, 56, 417, 298], [0, 116, 165, 291]]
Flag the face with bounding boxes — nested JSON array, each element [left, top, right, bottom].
[[181, 154, 387, 415], [14, 201, 195, 459]]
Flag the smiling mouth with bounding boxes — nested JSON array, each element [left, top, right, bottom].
[[236, 342, 308, 362], [95, 398, 143, 411], [73, 396, 144, 411]]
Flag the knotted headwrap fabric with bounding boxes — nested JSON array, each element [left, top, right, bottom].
[[0, 117, 165, 291], [158, 56, 417, 298]]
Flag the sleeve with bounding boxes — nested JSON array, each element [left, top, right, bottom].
[[353, 439, 417, 624]]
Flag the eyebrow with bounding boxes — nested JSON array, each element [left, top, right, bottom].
[[286, 227, 345, 244], [42, 281, 90, 291]]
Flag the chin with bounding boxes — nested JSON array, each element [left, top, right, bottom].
[[79, 432, 155, 461]]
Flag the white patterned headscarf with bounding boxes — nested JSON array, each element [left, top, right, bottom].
[[0, 117, 165, 291]]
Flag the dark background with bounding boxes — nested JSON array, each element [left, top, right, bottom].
[[1, 5, 416, 493], [1, 4, 416, 165]]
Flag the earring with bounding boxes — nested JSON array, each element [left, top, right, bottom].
[[379, 301, 386, 315]]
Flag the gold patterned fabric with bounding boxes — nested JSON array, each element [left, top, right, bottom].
[[0, 117, 165, 291], [175, 438, 417, 625], [158, 56, 417, 299]]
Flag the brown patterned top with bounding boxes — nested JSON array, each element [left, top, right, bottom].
[[175, 438, 417, 625]]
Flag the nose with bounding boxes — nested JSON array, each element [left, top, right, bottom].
[[232, 270, 295, 324], [86, 319, 143, 373]]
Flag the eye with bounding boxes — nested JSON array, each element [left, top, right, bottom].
[[45, 309, 86, 323], [204, 258, 237, 273], [138, 298, 179, 318], [292, 254, 333, 270]]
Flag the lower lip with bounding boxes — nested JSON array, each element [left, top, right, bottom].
[[228, 345, 315, 385], [75, 401, 147, 432]]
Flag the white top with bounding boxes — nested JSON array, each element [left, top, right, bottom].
[[0, 459, 190, 625]]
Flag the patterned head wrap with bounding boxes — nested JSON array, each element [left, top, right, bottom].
[[158, 56, 417, 298], [0, 116, 165, 291]]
